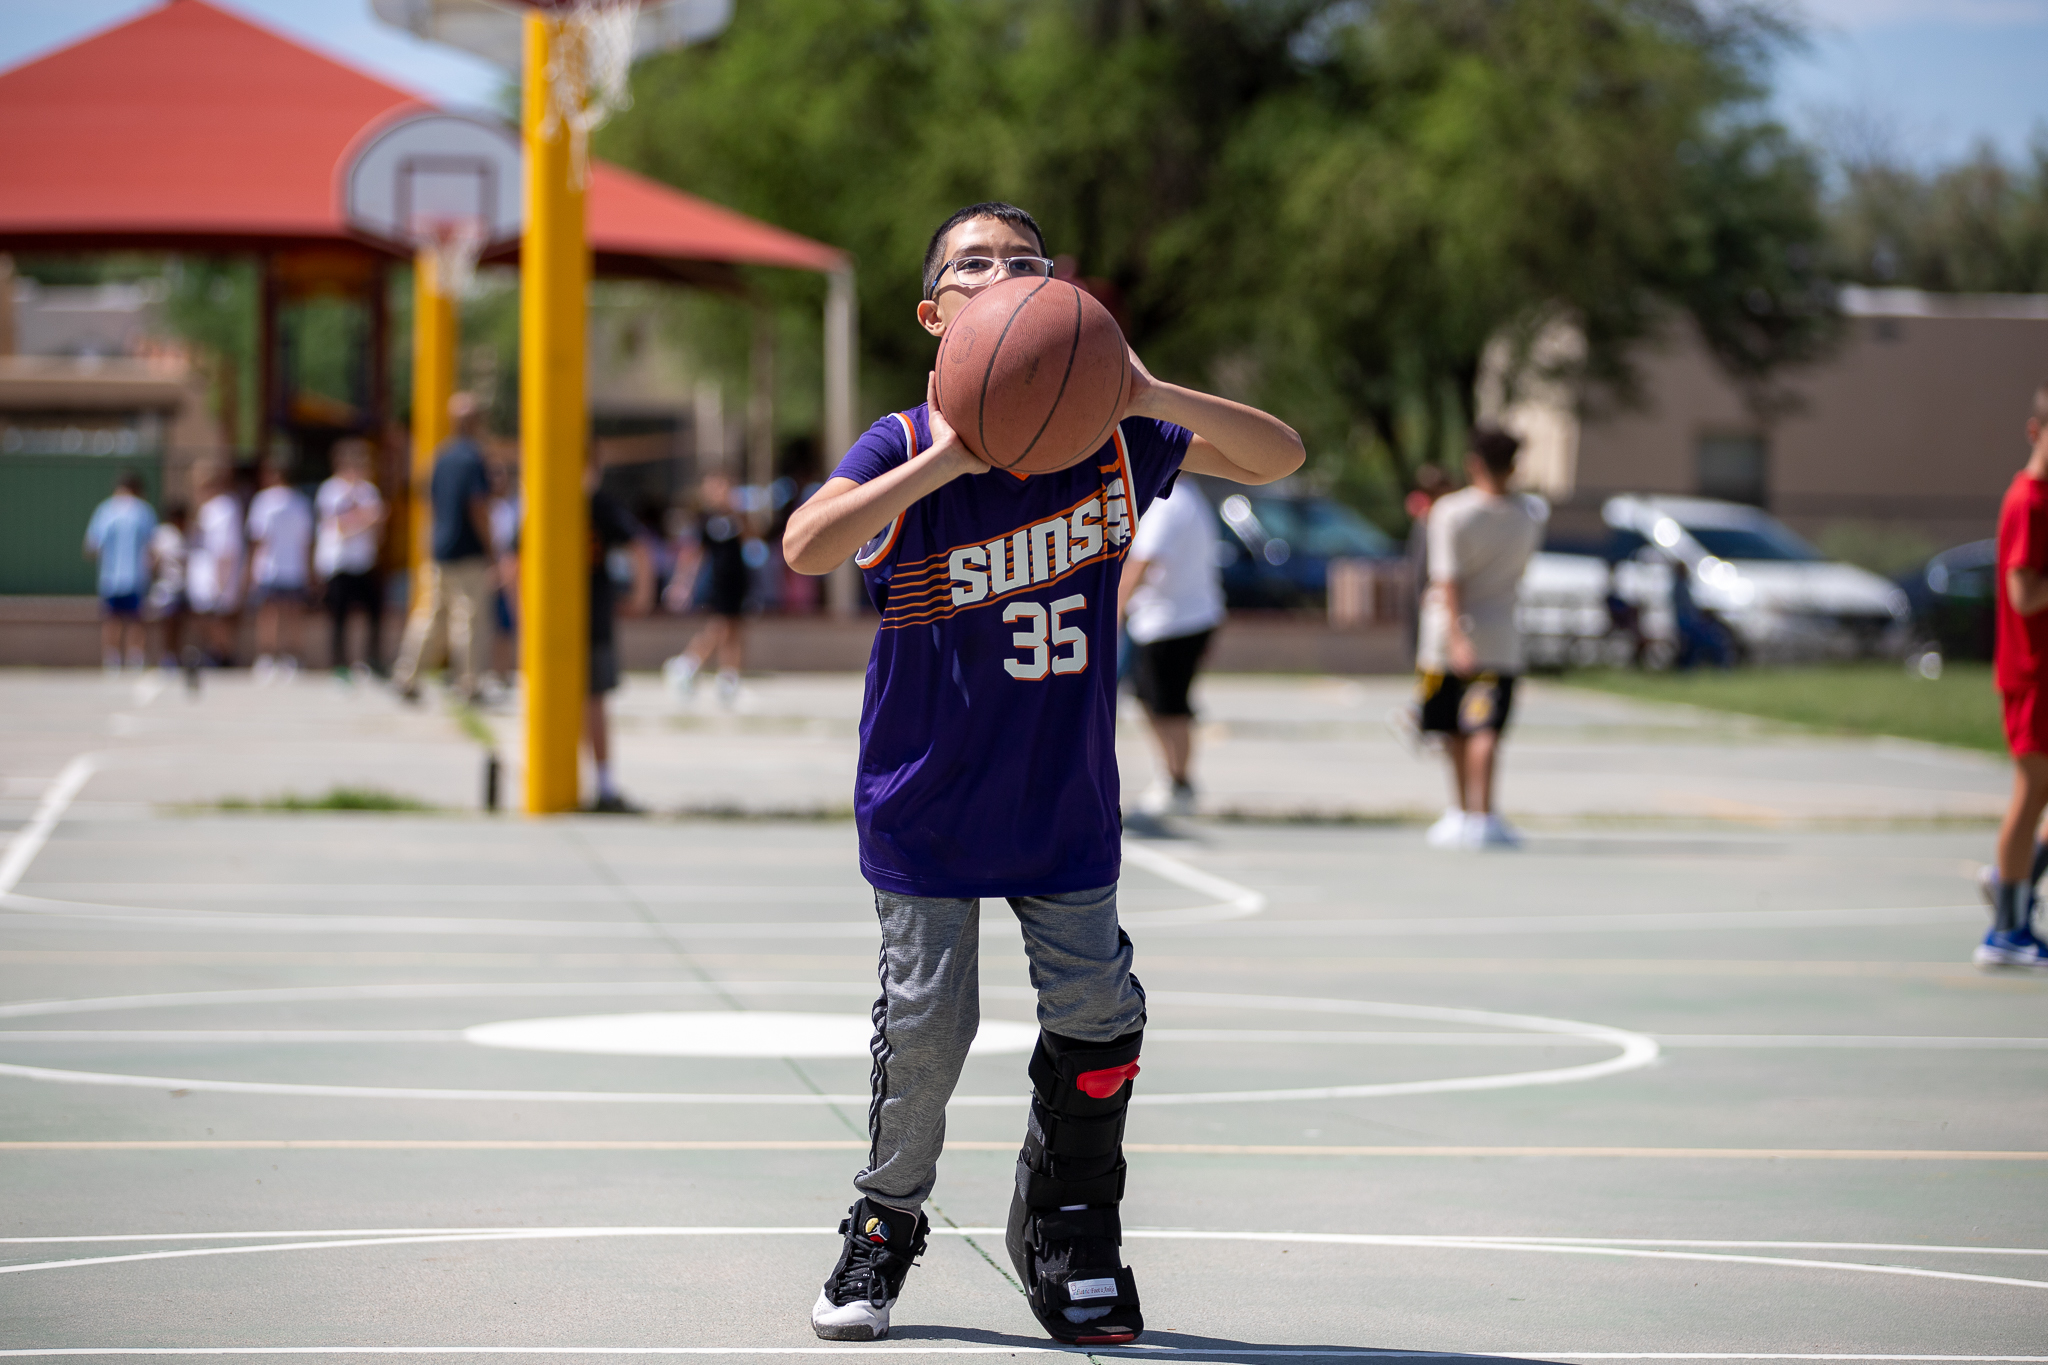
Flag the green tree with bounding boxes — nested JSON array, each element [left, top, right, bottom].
[[599, 0, 1835, 523], [1826, 140, 2048, 293]]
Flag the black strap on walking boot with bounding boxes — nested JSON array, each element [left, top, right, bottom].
[[1006, 1026, 1145, 1344]]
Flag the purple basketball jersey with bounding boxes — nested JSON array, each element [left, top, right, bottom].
[[830, 404, 1190, 897]]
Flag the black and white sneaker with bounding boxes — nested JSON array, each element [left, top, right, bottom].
[[811, 1198, 929, 1340]]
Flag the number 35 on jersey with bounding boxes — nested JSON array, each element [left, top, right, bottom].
[[1003, 594, 1088, 681]]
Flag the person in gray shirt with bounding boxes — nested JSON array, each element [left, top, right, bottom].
[[1414, 425, 1545, 849]]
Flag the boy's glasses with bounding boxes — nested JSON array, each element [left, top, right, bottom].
[[928, 255, 1056, 296]]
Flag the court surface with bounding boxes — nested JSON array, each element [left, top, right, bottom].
[[1, 670, 2043, 1362]]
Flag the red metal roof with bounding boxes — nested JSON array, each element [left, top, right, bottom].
[[0, 0, 844, 275]]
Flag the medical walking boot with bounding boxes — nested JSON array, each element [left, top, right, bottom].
[[1005, 1027, 1145, 1344]]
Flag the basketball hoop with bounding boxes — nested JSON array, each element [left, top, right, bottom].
[[541, 0, 640, 187], [420, 217, 488, 300], [341, 110, 524, 301]]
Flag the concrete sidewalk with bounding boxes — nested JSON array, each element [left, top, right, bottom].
[[0, 668, 2006, 826]]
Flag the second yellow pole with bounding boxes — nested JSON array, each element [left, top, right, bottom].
[[409, 249, 456, 611], [519, 12, 588, 814]]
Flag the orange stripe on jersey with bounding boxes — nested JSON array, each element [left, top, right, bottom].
[[853, 413, 918, 570], [1111, 424, 1139, 545]]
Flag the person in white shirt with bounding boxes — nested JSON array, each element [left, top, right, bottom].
[[1117, 477, 1227, 817], [144, 502, 192, 678], [245, 458, 314, 682], [185, 460, 245, 667], [1415, 425, 1546, 850], [315, 439, 387, 678]]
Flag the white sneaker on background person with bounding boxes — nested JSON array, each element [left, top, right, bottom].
[[1468, 813, 1524, 849], [663, 653, 699, 698], [252, 654, 276, 685], [1425, 808, 1469, 848]]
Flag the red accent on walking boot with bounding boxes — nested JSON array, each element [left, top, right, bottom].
[[1074, 1060, 1140, 1099]]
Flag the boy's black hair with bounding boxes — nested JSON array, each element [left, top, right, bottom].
[[115, 468, 144, 494], [922, 202, 1047, 298], [1468, 424, 1522, 478]]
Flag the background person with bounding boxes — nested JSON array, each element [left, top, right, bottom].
[[185, 459, 245, 667], [661, 473, 751, 706], [1402, 462, 1452, 665], [83, 469, 157, 672], [315, 438, 387, 679], [1979, 383, 2048, 968], [144, 502, 191, 678], [391, 392, 495, 704], [585, 459, 654, 812], [487, 459, 520, 690], [245, 458, 313, 683], [1415, 425, 1544, 850], [1118, 477, 1225, 817]]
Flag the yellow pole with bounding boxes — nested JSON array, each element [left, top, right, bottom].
[[520, 12, 588, 814], [409, 249, 457, 609]]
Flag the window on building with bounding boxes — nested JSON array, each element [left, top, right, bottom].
[[1696, 434, 1768, 507]]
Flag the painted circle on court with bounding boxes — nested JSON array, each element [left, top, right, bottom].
[[463, 1010, 1039, 1059], [0, 981, 1659, 1105]]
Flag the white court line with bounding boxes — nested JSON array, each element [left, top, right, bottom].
[[0, 839, 1257, 932], [0, 756, 94, 897], [0, 902, 1983, 938], [18, 1030, 2034, 1050], [0, 984, 1657, 1106], [1, 1227, 2045, 1293], [0, 1356, 2044, 1364], [1118, 841, 1266, 923]]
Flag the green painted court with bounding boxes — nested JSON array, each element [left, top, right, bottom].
[[1, 671, 2042, 1361]]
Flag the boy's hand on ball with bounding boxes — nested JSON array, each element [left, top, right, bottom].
[[1120, 345, 1162, 420], [926, 371, 992, 477]]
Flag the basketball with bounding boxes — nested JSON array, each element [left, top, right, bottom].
[[933, 275, 1132, 476]]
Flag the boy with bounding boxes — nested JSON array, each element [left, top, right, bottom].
[[783, 202, 1303, 1343], [83, 469, 157, 671], [1980, 383, 2048, 967], [1414, 425, 1544, 851]]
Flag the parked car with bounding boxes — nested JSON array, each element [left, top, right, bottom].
[[1900, 539, 1994, 662], [1189, 478, 1402, 609], [1519, 495, 1913, 666]]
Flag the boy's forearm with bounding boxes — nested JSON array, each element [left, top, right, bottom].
[[1135, 382, 1304, 485], [785, 447, 977, 574]]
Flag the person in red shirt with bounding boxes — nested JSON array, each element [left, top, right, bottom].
[[1983, 383, 2048, 967]]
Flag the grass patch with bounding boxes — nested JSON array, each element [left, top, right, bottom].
[[450, 702, 497, 750], [1561, 661, 2002, 753], [208, 786, 439, 813]]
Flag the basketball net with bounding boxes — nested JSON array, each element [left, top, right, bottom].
[[420, 219, 487, 301], [542, 0, 639, 188]]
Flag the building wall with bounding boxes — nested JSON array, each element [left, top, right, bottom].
[[1563, 292, 2048, 554]]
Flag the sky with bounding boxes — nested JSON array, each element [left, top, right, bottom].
[[2, 0, 2046, 169]]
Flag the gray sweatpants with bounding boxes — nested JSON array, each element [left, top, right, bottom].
[[854, 883, 1145, 1212]]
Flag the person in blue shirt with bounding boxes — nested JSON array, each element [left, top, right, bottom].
[[392, 392, 496, 703], [84, 469, 158, 671], [783, 202, 1304, 1346]]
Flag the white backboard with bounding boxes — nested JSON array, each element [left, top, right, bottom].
[[341, 110, 524, 249]]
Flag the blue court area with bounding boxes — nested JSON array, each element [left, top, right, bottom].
[[0, 671, 2042, 1361]]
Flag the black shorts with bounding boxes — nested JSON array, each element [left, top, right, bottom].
[[1416, 670, 1517, 735], [588, 640, 619, 696], [1131, 629, 1212, 718]]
